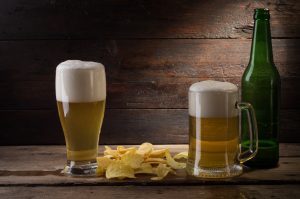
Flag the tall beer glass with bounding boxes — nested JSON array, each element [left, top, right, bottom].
[[186, 80, 258, 178], [55, 60, 106, 176]]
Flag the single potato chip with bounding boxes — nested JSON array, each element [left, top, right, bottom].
[[104, 146, 120, 158], [121, 150, 144, 169], [173, 152, 188, 160], [116, 146, 125, 153], [136, 142, 153, 156], [97, 156, 113, 169], [96, 157, 114, 176], [106, 161, 135, 179], [165, 150, 186, 169], [134, 163, 154, 174], [104, 146, 113, 152], [144, 157, 167, 164], [149, 149, 167, 158], [104, 155, 115, 159], [151, 163, 173, 181], [117, 146, 136, 154]]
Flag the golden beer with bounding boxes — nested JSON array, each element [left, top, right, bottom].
[[188, 116, 239, 168], [57, 100, 105, 161], [55, 60, 106, 175], [186, 80, 258, 178]]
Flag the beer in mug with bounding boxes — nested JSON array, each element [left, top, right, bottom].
[[186, 80, 258, 178]]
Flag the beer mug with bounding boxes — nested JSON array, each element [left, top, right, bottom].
[[56, 60, 106, 176], [186, 80, 258, 178]]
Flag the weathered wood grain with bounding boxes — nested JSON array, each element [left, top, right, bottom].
[[1, 39, 299, 82], [0, 39, 299, 109], [1, 185, 300, 199], [0, 109, 187, 145], [0, 109, 299, 145], [1, 77, 298, 110], [0, 145, 299, 186], [0, 144, 299, 171], [1, 0, 299, 147], [0, 0, 299, 39]]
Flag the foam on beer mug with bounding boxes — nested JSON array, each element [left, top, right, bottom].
[[189, 80, 238, 118], [56, 60, 106, 102]]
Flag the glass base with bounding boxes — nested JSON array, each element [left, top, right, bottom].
[[62, 160, 97, 176], [186, 164, 243, 178]]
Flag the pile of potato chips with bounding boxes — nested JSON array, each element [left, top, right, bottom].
[[96, 142, 188, 180]]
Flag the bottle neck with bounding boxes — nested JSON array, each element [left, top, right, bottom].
[[249, 19, 274, 66]]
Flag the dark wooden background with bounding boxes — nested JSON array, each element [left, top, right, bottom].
[[0, 0, 299, 145]]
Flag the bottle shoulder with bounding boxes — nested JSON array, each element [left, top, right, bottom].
[[242, 64, 281, 88], [242, 63, 280, 79]]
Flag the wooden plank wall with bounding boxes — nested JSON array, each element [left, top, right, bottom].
[[0, 0, 299, 145]]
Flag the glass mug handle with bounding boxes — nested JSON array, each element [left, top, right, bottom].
[[236, 102, 258, 163]]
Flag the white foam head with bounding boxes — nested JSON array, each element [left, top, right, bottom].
[[189, 80, 238, 118], [55, 60, 106, 102]]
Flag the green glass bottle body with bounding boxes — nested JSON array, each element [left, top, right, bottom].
[[241, 9, 280, 168]]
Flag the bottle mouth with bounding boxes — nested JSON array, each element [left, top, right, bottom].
[[254, 8, 270, 20]]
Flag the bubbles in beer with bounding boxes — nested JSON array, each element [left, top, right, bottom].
[[56, 60, 106, 102], [189, 80, 238, 118]]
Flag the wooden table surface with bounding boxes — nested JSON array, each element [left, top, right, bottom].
[[0, 144, 300, 199]]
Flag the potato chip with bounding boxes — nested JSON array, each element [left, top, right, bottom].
[[173, 152, 188, 160], [106, 161, 135, 179], [97, 143, 186, 181], [104, 146, 119, 158], [149, 149, 167, 158], [144, 157, 167, 164], [165, 150, 186, 169], [134, 163, 154, 174], [151, 163, 173, 181], [96, 157, 114, 176], [116, 146, 125, 153], [104, 146, 113, 151], [104, 155, 115, 159], [97, 156, 113, 169], [121, 150, 144, 169], [117, 146, 136, 154], [136, 142, 153, 156]]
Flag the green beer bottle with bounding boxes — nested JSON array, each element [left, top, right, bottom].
[[241, 8, 280, 167]]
